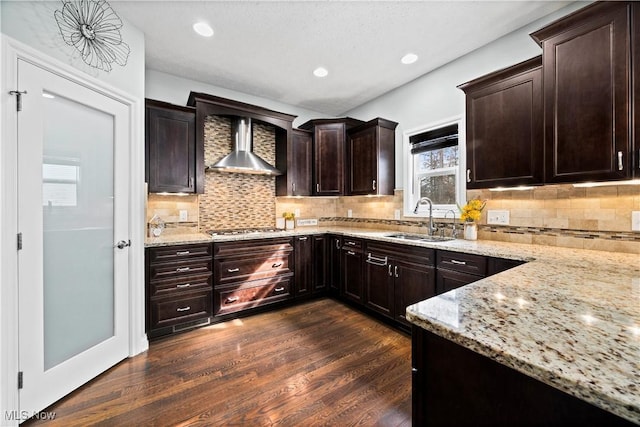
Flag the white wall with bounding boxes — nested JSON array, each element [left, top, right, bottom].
[[146, 69, 331, 128], [1, 1, 145, 99], [345, 2, 590, 189]]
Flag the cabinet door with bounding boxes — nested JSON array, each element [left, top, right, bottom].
[[534, 2, 632, 183], [314, 123, 345, 195], [146, 102, 196, 193], [294, 236, 313, 296], [329, 235, 342, 294], [348, 126, 377, 195], [289, 129, 312, 196], [395, 263, 436, 327], [436, 269, 481, 294], [313, 235, 328, 293], [463, 58, 543, 188], [341, 247, 363, 303], [364, 253, 394, 318]]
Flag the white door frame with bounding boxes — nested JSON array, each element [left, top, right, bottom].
[[0, 35, 148, 424]]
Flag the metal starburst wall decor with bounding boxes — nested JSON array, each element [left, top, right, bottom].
[[55, 0, 130, 72]]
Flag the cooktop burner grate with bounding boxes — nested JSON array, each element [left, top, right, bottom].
[[207, 227, 285, 236]]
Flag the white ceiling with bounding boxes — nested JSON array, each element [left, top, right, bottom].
[[114, 1, 573, 116]]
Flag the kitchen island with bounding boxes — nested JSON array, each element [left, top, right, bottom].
[[146, 227, 639, 424]]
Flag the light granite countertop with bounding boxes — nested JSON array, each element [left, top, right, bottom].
[[145, 226, 640, 424]]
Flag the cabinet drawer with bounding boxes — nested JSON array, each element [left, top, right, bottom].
[[437, 251, 487, 276], [149, 258, 213, 281], [149, 273, 212, 297], [150, 290, 212, 329], [342, 238, 362, 249], [214, 276, 292, 316], [147, 243, 212, 264], [215, 254, 292, 285], [366, 241, 435, 266]]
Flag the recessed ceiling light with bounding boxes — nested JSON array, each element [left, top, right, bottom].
[[42, 92, 55, 99], [313, 67, 328, 78], [401, 53, 418, 65], [193, 22, 214, 37]]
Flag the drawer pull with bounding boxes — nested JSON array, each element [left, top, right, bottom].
[[176, 267, 190, 272], [347, 251, 356, 256], [346, 241, 356, 246], [298, 237, 308, 241], [176, 250, 190, 256], [176, 306, 191, 312], [227, 268, 240, 273], [450, 259, 466, 265], [176, 283, 191, 288], [274, 287, 285, 292], [272, 262, 283, 268], [226, 296, 239, 303]]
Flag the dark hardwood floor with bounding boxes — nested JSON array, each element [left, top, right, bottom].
[[25, 298, 411, 426]]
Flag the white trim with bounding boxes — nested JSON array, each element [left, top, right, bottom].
[[402, 115, 466, 219], [0, 36, 147, 424]]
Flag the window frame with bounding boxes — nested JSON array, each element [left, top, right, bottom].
[[403, 116, 466, 219]]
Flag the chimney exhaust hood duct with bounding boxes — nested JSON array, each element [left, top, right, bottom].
[[207, 117, 282, 176]]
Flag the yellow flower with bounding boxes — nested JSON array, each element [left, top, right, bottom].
[[458, 198, 486, 223], [282, 212, 295, 221]]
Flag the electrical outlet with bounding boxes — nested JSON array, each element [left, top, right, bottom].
[[179, 210, 188, 222], [632, 211, 640, 231], [347, 209, 353, 218], [487, 210, 510, 225], [394, 209, 401, 220]]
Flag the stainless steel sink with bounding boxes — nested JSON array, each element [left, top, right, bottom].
[[385, 233, 455, 242]]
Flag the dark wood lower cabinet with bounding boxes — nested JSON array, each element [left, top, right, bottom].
[[412, 327, 634, 427], [394, 259, 435, 328], [294, 236, 313, 296], [312, 235, 328, 294], [328, 235, 342, 295], [341, 238, 363, 303], [364, 252, 395, 318]]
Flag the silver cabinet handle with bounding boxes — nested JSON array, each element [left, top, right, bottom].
[[388, 264, 392, 276], [365, 253, 388, 266], [189, 177, 194, 189], [227, 268, 240, 273], [466, 169, 471, 183], [347, 251, 356, 255], [618, 151, 623, 171], [115, 240, 130, 249], [394, 265, 399, 278], [298, 237, 308, 241], [335, 239, 340, 249], [226, 296, 239, 303], [450, 259, 466, 265], [372, 179, 376, 190], [176, 250, 190, 256], [274, 287, 285, 292], [272, 262, 283, 268], [292, 182, 296, 193], [176, 267, 190, 272], [316, 183, 320, 193], [176, 283, 191, 288], [176, 306, 191, 312], [346, 241, 356, 246]]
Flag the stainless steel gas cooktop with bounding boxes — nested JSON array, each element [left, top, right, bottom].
[[207, 228, 285, 236]]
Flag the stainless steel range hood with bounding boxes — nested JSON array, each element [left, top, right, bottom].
[[207, 117, 282, 176]]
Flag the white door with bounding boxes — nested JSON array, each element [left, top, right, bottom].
[[17, 58, 130, 417]]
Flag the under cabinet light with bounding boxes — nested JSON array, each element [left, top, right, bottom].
[[489, 186, 535, 192], [573, 179, 640, 188]]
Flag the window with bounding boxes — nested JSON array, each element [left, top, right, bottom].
[[404, 119, 465, 218], [42, 159, 80, 207]]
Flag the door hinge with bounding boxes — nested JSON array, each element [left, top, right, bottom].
[[8, 90, 27, 112], [17, 232, 22, 250], [18, 371, 23, 389]]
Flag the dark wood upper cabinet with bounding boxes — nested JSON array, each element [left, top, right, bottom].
[[276, 129, 312, 196], [346, 118, 398, 195], [531, 1, 634, 183], [300, 118, 363, 196], [145, 99, 200, 193], [458, 57, 543, 189]]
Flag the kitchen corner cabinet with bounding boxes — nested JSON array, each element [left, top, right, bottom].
[[458, 57, 543, 189], [145, 99, 202, 193], [346, 118, 398, 195], [531, 1, 636, 183], [276, 128, 312, 196], [299, 118, 363, 196], [294, 235, 328, 297], [364, 241, 435, 324], [145, 243, 213, 338]]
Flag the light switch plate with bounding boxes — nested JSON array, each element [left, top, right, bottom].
[[394, 209, 401, 220], [347, 209, 353, 218], [632, 211, 640, 231], [487, 210, 510, 225], [179, 210, 188, 221]]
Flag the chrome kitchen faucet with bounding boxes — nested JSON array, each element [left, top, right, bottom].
[[413, 197, 438, 236]]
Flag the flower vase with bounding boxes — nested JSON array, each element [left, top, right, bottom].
[[464, 222, 477, 241], [285, 219, 295, 230]]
